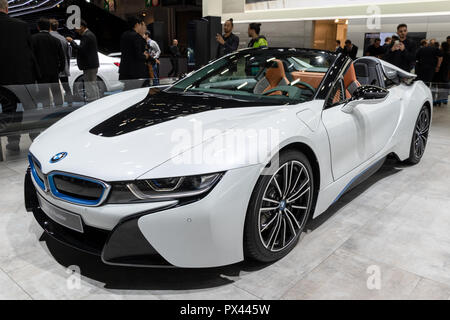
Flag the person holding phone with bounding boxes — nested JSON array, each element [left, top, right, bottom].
[[216, 18, 239, 58], [384, 24, 416, 72]]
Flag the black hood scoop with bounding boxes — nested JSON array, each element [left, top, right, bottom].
[[89, 89, 274, 137]]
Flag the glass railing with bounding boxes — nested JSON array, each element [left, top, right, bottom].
[[0, 77, 177, 161], [0, 79, 448, 162]]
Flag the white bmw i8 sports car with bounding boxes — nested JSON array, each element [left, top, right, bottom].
[[25, 48, 432, 268]]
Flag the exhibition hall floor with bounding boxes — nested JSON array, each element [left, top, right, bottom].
[[0, 105, 450, 300]]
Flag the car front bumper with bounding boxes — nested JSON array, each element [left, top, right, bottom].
[[25, 164, 262, 268]]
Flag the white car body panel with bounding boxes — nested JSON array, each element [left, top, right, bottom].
[[322, 85, 402, 179], [138, 165, 262, 267], [32, 178, 177, 230], [27, 54, 433, 267]]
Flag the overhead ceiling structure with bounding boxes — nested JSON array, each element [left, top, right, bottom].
[[7, 0, 65, 17], [206, 0, 450, 23]]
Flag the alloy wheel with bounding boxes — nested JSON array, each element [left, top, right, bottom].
[[258, 160, 311, 252], [413, 108, 430, 158]]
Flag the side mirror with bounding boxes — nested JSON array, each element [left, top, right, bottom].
[[341, 85, 389, 113]]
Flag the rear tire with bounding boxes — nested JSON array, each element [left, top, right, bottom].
[[405, 105, 430, 164], [244, 150, 314, 263]]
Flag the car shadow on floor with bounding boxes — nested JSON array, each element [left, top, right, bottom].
[[40, 157, 404, 291], [42, 234, 272, 290]]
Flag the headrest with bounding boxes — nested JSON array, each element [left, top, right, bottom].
[[354, 63, 369, 77], [343, 63, 359, 89], [265, 59, 287, 86]]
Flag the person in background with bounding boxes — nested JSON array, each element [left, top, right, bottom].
[[66, 19, 100, 102], [32, 17, 65, 108], [49, 18, 73, 106], [0, 0, 39, 152], [382, 37, 392, 56], [248, 23, 268, 48], [419, 39, 428, 49], [447, 36, 450, 46], [416, 38, 442, 86], [119, 17, 149, 90], [344, 39, 358, 60], [435, 42, 449, 106], [335, 40, 343, 54], [168, 39, 180, 78], [365, 38, 384, 58], [384, 24, 417, 72], [216, 18, 239, 58], [145, 31, 161, 86]]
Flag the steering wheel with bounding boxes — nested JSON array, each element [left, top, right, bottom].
[[291, 80, 316, 95]]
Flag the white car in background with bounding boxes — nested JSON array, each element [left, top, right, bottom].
[[69, 42, 124, 100]]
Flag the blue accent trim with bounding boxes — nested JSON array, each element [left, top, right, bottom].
[[47, 172, 106, 206], [332, 159, 384, 204], [50, 152, 67, 164], [28, 154, 46, 191]]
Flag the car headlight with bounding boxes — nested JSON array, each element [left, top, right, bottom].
[[107, 172, 224, 204]]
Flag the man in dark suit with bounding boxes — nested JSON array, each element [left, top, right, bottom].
[[66, 20, 100, 102], [416, 41, 443, 85], [32, 17, 65, 108], [118, 17, 149, 90], [0, 0, 39, 151], [216, 18, 239, 58], [365, 38, 385, 58], [344, 39, 358, 60], [335, 40, 344, 54], [168, 39, 181, 78]]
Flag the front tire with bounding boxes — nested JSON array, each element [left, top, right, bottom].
[[244, 150, 314, 263], [406, 105, 430, 164]]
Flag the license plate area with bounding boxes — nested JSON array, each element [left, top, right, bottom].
[[37, 194, 84, 233]]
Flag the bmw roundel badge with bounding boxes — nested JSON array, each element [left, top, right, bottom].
[[50, 152, 68, 163]]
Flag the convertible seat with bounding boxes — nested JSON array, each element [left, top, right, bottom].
[[253, 59, 290, 95], [343, 63, 361, 98], [332, 86, 343, 104], [290, 71, 325, 89]]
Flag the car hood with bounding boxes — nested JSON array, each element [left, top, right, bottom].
[[29, 89, 284, 181]]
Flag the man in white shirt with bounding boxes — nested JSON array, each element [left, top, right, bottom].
[[145, 31, 161, 85]]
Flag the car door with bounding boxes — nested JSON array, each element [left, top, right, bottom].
[[321, 77, 402, 180]]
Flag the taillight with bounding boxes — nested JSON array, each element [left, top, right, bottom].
[[114, 62, 120, 67]]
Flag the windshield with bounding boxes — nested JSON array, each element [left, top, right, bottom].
[[168, 48, 336, 105]]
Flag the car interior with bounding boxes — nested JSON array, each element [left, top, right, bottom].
[[252, 58, 326, 97], [187, 53, 332, 103], [354, 58, 385, 88], [180, 53, 392, 105], [329, 58, 388, 106]]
